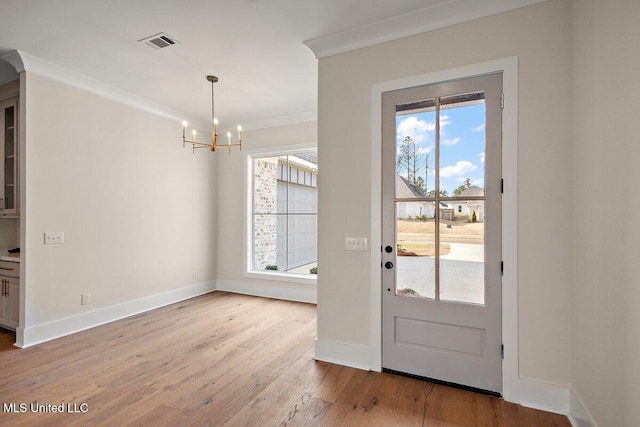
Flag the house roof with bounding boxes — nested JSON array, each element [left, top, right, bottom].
[[459, 185, 484, 197], [295, 152, 318, 166], [396, 175, 427, 199]]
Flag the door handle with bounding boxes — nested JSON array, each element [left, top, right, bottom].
[[385, 245, 393, 253], [385, 261, 394, 269]]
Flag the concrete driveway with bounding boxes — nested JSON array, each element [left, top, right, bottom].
[[396, 243, 484, 304]]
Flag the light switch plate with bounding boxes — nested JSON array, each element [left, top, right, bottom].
[[345, 237, 368, 251], [44, 232, 65, 244]]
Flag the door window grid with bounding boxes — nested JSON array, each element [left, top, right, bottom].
[[395, 92, 487, 305]]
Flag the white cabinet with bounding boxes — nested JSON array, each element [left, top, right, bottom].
[[1, 277, 19, 329], [0, 260, 19, 330], [0, 98, 18, 216]]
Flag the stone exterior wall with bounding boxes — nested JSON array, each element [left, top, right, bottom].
[[253, 158, 278, 269]]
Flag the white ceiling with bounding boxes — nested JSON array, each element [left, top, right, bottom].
[[0, 0, 544, 131]]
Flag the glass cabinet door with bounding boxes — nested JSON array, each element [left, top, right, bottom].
[[1, 99, 18, 215]]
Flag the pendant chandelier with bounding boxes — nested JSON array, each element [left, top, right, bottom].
[[181, 75, 242, 154]]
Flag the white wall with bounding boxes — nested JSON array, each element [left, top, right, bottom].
[[317, 0, 572, 387], [215, 121, 318, 303], [20, 72, 217, 345], [571, 0, 640, 425]]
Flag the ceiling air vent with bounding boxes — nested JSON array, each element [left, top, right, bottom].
[[138, 33, 179, 50]]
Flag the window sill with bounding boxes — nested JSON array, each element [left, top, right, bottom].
[[243, 270, 317, 286]]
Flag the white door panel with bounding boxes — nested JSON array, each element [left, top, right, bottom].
[[382, 73, 503, 394]]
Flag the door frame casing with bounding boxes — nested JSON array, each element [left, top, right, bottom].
[[369, 57, 518, 401]]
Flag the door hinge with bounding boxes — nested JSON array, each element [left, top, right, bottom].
[[500, 93, 504, 109], [501, 261, 504, 275], [501, 179, 504, 194], [501, 344, 504, 359]]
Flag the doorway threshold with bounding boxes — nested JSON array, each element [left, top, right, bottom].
[[383, 368, 502, 398]]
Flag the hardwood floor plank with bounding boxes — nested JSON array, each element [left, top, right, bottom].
[[0, 292, 570, 427], [224, 345, 319, 426]]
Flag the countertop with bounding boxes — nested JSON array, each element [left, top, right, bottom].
[[0, 253, 20, 262]]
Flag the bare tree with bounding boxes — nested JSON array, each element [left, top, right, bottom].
[[397, 136, 416, 183], [397, 136, 430, 193]]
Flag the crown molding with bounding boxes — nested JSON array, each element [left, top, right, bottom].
[[1, 50, 26, 73], [241, 110, 317, 132], [303, 0, 547, 59], [1, 50, 202, 128], [1, 50, 315, 131]]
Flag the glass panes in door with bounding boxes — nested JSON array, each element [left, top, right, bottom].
[[395, 92, 487, 305]]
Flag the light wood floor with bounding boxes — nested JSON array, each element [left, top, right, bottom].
[[0, 292, 570, 426]]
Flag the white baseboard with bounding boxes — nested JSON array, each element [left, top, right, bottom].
[[514, 377, 570, 414], [568, 389, 596, 427], [314, 338, 376, 371], [513, 379, 597, 426], [216, 279, 317, 304], [17, 281, 216, 348]]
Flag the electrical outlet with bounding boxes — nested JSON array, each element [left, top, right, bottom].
[[44, 232, 65, 245], [81, 293, 90, 305], [345, 237, 368, 251], [192, 271, 198, 279]]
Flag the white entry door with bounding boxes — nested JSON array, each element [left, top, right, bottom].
[[382, 73, 503, 394]]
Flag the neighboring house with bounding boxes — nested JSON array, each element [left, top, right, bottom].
[[450, 186, 485, 222], [396, 175, 451, 220], [275, 154, 318, 270], [396, 175, 431, 218], [253, 154, 318, 271]]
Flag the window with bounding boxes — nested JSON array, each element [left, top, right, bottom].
[[247, 148, 318, 279]]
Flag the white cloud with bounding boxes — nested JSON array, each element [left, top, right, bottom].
[[478, 151, 485, 163], [441, 137, 461, 146], [440, 160, 477, 178], [437, 115, 454, 143], [416, 146, 433, 154], [440, 115, 452, 130], [473, 124, 485, 132], [396, 116, 434, 144], [397, 114, 458, 147]]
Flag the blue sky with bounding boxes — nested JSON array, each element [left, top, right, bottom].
[[396, 102, 485, 194]]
